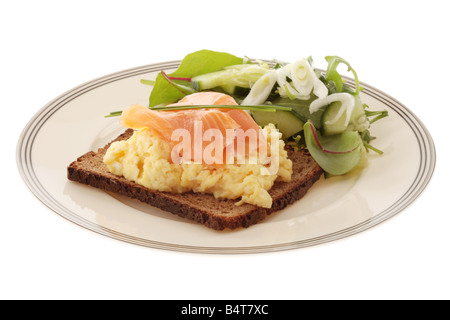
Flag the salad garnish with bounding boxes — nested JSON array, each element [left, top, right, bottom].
[[107, 49, 388, 176]]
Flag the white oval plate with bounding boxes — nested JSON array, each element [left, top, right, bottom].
[[16, 61, 436, 254]]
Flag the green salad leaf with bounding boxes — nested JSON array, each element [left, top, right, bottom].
[[170, 49, 243, 79], [148, 50, 243, 106], [324, 56, 361, 93], [304, 120, 362, 175]]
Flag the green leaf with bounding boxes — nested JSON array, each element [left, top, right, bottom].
[[149, 50, 243, 107], [148, 73, 187, 107], [324, 56, 361, 94], [160, 71, 197, 95], [170, 49, 243, 78], [304, 121, 362, 175]]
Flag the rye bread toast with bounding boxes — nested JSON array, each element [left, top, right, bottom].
[[67, 129, 323, 230]]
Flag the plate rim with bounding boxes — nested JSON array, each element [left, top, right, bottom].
[[16, 60, 437, 254]]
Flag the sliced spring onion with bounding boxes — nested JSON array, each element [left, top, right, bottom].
[[290, 59, 313, 96], [290, 58, 328, 99], [309, 92, 356, 127], [241, 71, 278, 105], [242, 57, 328, 105], [276, 67, 310, 100]]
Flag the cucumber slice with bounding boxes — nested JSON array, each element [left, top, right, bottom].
[[251, 110, 304, 139], [268, 96, 323, 129], [191, 64, 269, 91], [192, 70, 233, 91], [220, 83, 236, 95], [321, 101, 347, 136], [230, 86, 250, 97], [219, 84, 250, 97]]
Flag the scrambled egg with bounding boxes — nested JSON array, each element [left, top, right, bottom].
[[103, 124, 292, 208]]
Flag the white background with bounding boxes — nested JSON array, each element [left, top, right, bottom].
[[2, 0, 448, 300]]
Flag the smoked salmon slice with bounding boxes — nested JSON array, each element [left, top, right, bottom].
[[167, 92, 261, 132], [168, 91, 238, 108], [120, 105, 240, 144], [119, 92, 266, 165]]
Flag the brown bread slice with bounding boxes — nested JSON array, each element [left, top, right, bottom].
[[67, 129, 323, 230]]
